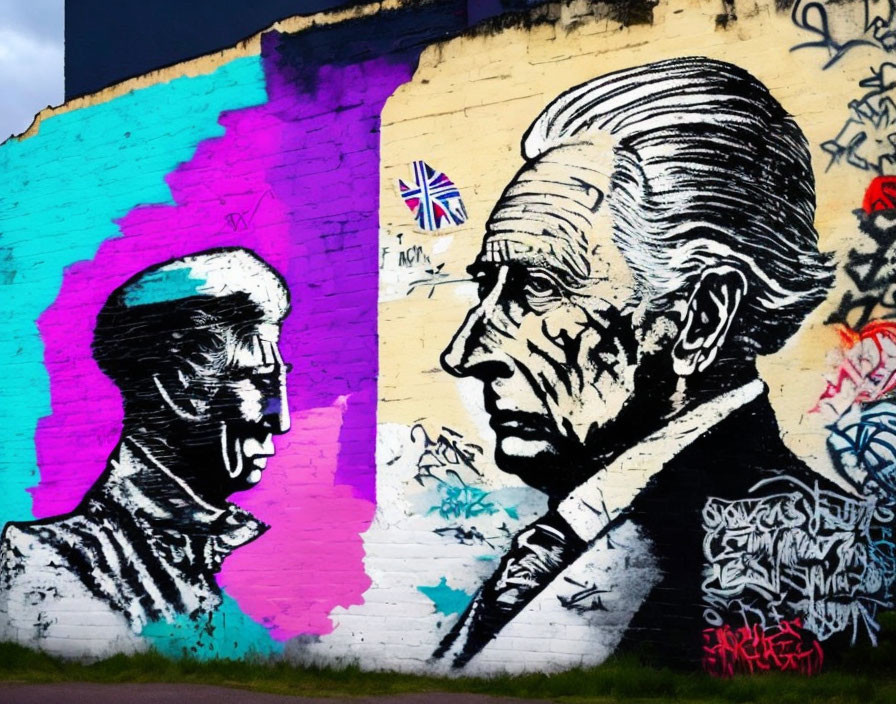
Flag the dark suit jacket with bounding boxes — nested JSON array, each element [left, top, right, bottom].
[[618, 392, 865, 667], [436, 390, 888, 670], [0, 439, 266, 634]]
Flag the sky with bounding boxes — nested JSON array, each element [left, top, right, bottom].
[[0, 0, 64, 142]]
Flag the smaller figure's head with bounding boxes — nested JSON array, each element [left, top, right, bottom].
[[93, 247, 291, 502], [442, 58, 834, 497]]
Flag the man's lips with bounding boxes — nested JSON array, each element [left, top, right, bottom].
[[242, 434, 275, 471], [243, 452, 273, 485], [488, 410, 553, 439]]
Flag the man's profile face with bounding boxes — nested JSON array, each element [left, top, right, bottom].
[[441, 145, 675, 495], [182, 320, 291, 496]]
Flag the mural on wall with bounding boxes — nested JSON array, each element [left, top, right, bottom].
[[420, 56, 892, 671], [0, 249, 291, 639], [0, 1, 471, 658], [4, 0, 896, 678]]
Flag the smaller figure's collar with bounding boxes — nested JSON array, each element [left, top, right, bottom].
[[557, 379, 765, 543], [98, 438, 267, 555]]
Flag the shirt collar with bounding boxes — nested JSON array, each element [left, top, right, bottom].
[[99, 438, 267, 551], [557, 379, 765, 542]]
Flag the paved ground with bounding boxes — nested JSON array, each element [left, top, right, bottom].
[[0, 683, 554, 703]]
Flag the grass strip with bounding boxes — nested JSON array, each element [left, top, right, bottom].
[[2, 613, 896, 702]]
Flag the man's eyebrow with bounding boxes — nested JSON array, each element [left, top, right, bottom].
[[231, 360, 292, 375], [468, 256, 589, 291]]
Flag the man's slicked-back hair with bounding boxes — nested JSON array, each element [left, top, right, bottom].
[[524, 56, 834, 355], [93, 247, 290, 402]]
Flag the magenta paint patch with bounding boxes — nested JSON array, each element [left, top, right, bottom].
[[221, 402, 372, 638], [33, 53, 413, 638]]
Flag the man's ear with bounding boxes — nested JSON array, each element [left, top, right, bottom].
[[151, 370, 210, 422], [672, 265, 747, 377]]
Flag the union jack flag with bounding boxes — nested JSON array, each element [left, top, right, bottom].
[[398, 161, 468, 231]]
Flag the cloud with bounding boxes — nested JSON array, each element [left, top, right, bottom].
[[3, 2, 64, 44], [0, 0, 64, 141]]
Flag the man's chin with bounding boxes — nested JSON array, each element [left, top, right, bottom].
[[244, 467, 264, 485], [494, 436, 569, 496], [232, 456, 268, 491]]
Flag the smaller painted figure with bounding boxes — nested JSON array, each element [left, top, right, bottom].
[[0, 248, 291, 657]]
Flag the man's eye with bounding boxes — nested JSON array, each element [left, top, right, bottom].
[[230, 364, 279, 381], [523, 272, 561, 300], [471, 270, 494, 300]]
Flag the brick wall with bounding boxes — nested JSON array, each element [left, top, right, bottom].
[[1, 0, 894, 676]]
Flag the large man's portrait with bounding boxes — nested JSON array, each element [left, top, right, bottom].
[[431, 57, 893, 670], [0, 248, 292, 652]]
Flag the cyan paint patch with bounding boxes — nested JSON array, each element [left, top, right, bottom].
[[0, 56, 267, 524], [418, 577, 473, 616], [141, 592, 283, 659], [428, 483, 498, 520], [123, 267, 206, 307]]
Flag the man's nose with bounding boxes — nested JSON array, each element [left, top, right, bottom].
[[441, 266, 512, 380], [265, 375, 291, 435]]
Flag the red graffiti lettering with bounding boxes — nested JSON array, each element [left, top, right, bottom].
[[863, 176, 896, 214], [702, 619, 823, 677], [814, 321, 896, 418]]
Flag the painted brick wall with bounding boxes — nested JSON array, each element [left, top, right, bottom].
[[2, 0, 895, 677]]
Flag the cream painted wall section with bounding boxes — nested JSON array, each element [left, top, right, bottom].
[[4, 0, 890, 674], [378, 0, 872, 485]]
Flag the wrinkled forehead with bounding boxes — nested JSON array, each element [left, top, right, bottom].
[[479, 143, 624, 285]]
